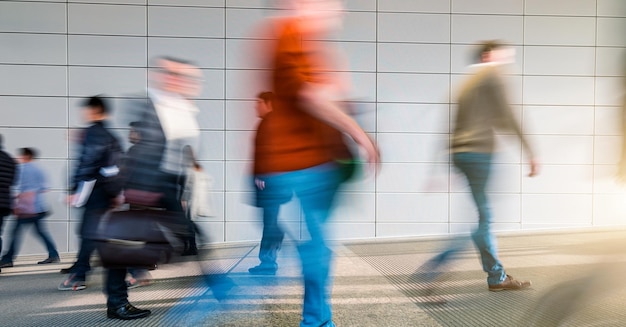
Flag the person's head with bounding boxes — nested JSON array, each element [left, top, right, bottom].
[[81, 96, 110, 123], [255, 91, 274, 118], [475, 40, 515, 64], [151, 56, 203, 98], [18, 147, 36, 163]]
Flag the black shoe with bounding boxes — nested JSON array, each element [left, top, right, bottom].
[[38, 257, 60, 264], [60, 265, 76, 274], [107, 303, 151, 320], [0, 260, 13, 268]]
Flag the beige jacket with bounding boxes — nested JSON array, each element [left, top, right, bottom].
[[452, 64, 533, 157]]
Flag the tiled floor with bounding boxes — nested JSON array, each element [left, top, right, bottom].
[[2, 228, 626, 326]]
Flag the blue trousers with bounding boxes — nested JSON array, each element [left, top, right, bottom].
[[254, 174, 292, 268], [256, 163, 341, 327], [453, 152, 505, 285], [1, 212, 58, 262]]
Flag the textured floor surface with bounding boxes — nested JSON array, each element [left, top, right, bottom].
[[2, 228, 626, 326]]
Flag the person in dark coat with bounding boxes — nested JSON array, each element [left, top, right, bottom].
[[0, 134, 17, 274]]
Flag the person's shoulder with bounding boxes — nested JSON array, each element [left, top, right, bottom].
[[0, 151, 16, 167]]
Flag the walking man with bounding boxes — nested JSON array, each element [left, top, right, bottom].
[[0, 136, 17, 273], [419, 40, 539, 292]]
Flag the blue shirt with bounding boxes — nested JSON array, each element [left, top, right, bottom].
[[16, 162, 48, 214]]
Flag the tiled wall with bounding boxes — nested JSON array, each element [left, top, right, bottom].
[[1, 0, 625, 255]]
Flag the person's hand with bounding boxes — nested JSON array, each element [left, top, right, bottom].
[[528, 158, 540, 177], [111, 194, 125, 208], [357, 134, 381, 176], [66, 193, 77, 205]]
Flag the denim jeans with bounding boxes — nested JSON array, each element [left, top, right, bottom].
[[256, 162, 341, 327], [254, 175, 292, 268], [0, 208, 10, 257], [453, 152, 505, 286], [1, 212, 59, 262]]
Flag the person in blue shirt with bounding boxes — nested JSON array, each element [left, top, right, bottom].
[[0, 147, 59, 268]]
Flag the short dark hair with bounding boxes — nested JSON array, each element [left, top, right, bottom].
[[19, 147, 37, 159], [81, 95, 110, 115], [257, 91, 274, 104], [475, 40, 505, 63]]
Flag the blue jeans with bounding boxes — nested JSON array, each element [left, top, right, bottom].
[[0, 208, 10, 257], [452, 152, 505, 285], [1, 212, 59, 262], [254, 175, 292, 268], [256, 163, 341, 327]]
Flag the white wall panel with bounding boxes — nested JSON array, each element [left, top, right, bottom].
[[0, 97, 67, 128], [594, 107, 622, 136], [524, 17, 596, 46], [69, 35, 146, 67], [68, 67, 146, 97], [378, 13, 450, 43], [378, 73, 449, 103], [148, 6, 224, 38], [378, 43, 450, 74], [379, 0, 450, 13], [522, 165, 593, 194], [524, 46, 595, 76], [377, 103, 449, 134], [376, 193, 449, 223], [196, 131, 225, 161], [1, 33, 66, 65], [452, 0, 523, 15], [0, 65, 67, 97], [597, 0, 626, 17], [523, 106, 594, 135], [523, 76, 595, 106], [148, 0, 224, 6], [68, 4, 145, 36], [0, 2, 66, 33], [525, 0, 597, 16], [522, 194, 593, 224], [452, 15, 523, 45]]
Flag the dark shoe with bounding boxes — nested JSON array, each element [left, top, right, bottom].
[[107, 303, 151, 320], [60, 264, 77, 274], [38, 257, 60, 264], [58, 274, 86, 291], [0, 260, 13, 268], [489, 275, 531, 292], [248, 264, 277, 275]]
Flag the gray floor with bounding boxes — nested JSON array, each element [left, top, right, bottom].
[[2, 228, 626, 327]]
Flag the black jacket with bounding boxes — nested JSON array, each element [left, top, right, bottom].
[[72, 121, 121, 210], [0, 149, 16, 210]]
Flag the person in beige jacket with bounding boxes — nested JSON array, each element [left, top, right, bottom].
[[417, 40, 539, 294]]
